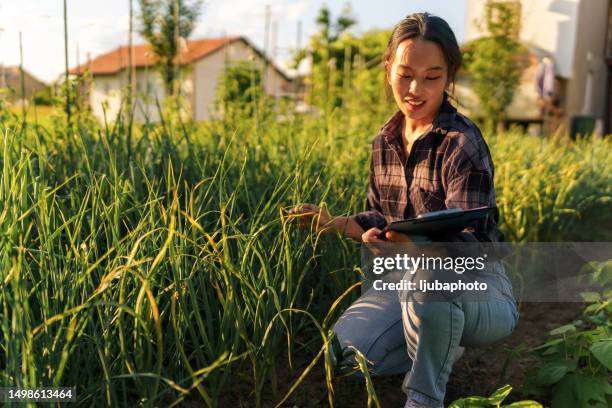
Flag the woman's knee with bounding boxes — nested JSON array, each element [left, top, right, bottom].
[[460, 301, 518, 347], [332, 317, 407, 375], [403, 299, 458, 327]]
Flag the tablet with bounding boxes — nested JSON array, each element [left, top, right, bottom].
[[379, 206, 495, 238]]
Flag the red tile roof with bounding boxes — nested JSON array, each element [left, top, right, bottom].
[[70, 36, 242, 75]]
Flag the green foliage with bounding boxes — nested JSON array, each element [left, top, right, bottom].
[[0, 89, 10, 122], [138, 0, 203, 96], [0, 103, 370, 406], [492, 131, 612, 242], [449, 384, 542, 407], [32, 86, 55, 106], [0, 97, 610, 405], [343, 29, 394, 117], [292, 4, 396, 129], [215, 60, 265, 118], [462, 0, 529, 128], [522, 298, 612, 408], [294, 4, 357, 111]]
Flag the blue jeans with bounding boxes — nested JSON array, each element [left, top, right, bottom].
[[332, 261, 519, 407]]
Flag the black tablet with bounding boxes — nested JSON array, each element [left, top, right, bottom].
[[379, 206, 495, 238]]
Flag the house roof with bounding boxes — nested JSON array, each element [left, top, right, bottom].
[[2, 65, 47, 85], [69, 36, 291, 81]]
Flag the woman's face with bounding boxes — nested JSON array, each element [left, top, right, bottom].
[[386, 38, 449, 127]]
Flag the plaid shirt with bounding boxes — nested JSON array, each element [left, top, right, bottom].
[[353, 93, 504, 243]]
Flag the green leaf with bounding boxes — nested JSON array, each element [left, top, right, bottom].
[[530, 338, 562, 353], [551, 375, 580, 408], [590, 340, 612, 371], [488, 384, 512, 404], [552, 374, 611, 407], [549, 324, 576, 336], [502, 401, 543, 408], [448, 396, 491, 407], [574, 375, 610, 405], [541, 346, 561, 356], [535, 360, 576, 386], [579, 291, 601, 302], [583, 302, 601, 315]]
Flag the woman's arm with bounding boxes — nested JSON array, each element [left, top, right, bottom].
[[287, 204, 365, 241], [289, 141, 388, 242], [331, 216, 365, 241]]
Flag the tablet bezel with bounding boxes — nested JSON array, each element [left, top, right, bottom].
[[386, 206, 494, 236]]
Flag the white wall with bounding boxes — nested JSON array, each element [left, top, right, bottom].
[[133, 68, 165, 123], [465, 0, 580, 78], [192, 44, 227, 121], [564, 0, 609, 120], [90, 69, 192, 123], [90, 76, 123, 122], [191, 39, 290, 121]]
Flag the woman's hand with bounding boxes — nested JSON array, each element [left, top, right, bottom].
[[361, 227, 385, 243], [361, 228, 413, 243], [385, 230, 413, 242], [286, 204, 367, 241], [287, 203, 334, 234], [362, 228, 416, 258]]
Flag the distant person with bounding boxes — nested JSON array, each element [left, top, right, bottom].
[[535, 56, 563, 135], [289, 13, 518, 408]]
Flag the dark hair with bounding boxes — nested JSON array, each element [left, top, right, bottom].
[[383, 13, 462, 90]]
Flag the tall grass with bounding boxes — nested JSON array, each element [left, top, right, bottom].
[[493, 130, 611, 241], [0, 102, 610, 406]]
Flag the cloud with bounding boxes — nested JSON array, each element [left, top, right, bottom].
[[196, 0, 309, 38]]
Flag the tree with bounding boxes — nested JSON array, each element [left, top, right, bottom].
[[293, 3, 357, 111], [462, 0, 528, 130], [138, 0, 203, 96]]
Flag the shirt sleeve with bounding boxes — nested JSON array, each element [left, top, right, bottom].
[[444, 154, 492, 210], [443, 139, 495, 243], [352, 154, 388, 231], [436, 143, 509, 273]]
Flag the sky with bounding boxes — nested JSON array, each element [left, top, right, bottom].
[[0, 0, 466, 83]]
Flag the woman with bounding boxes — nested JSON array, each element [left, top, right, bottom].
[[289, 13, 518, 408]]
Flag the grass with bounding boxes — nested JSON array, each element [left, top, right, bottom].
[[0, 102, 610, 407], [7, 104, 57, 122]]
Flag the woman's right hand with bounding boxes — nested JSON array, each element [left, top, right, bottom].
[[361, 227, 386, 243], [287, 203, 334, 234]]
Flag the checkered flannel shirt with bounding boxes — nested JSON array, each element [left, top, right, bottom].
[[353, 94, 504, 243]]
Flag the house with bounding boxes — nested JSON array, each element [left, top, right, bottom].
[[461, 0, 611, 136], [0, 65, 47, 102], [69, 36, 294, 122]]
